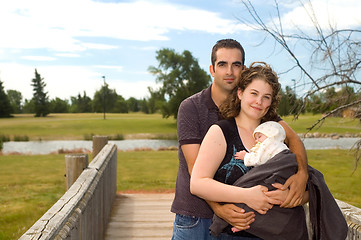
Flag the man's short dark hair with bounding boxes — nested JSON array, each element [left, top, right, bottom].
[[211, 39, 245, 68]]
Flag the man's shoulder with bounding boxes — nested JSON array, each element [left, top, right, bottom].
[[180, 87, 209, 108]]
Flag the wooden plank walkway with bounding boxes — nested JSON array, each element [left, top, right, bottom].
[[104, 193, 175, 239]]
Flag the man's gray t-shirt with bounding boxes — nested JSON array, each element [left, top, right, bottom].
[[171, 85, 222, 218]]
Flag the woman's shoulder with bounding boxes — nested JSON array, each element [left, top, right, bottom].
[[215, 118, 236, 129], [214, 118, 237, 139]]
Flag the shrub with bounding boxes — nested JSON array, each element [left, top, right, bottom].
[[13, 135, 29, 141]]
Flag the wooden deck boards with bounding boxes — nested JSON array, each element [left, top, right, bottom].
[[104, 193, 175, 239]]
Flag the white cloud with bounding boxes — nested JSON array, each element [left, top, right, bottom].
[[0, 0, 243, 52], [281, 0, 361, 30], [0, 63, 101, 100], [81, 43, 118, 50], [21, 56, 57, 61], [109, 79, 159, 99], [55, 53, 81, 58], [0, 62, 155, 100], [94, 65, 124, 72]]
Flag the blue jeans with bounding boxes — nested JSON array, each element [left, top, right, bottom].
[[171, 214, 214, 240], [171, 214, 262, 240]]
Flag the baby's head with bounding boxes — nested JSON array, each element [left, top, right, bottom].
[[254, 132, 268, 143], [253, 121, 286, 143]]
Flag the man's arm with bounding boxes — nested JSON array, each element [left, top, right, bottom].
[[181, 144, 200, 174], [278, 120, 309, 208], [181, 144, 255, 230]]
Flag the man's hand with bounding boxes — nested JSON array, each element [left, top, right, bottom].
[[264, 183, 289, 204], [280, 171, 308, 208], [212, 203, 255, 231]]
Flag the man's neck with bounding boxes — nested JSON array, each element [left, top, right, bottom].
[[210, 84, 229, 107]]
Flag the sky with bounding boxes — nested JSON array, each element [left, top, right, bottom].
[[0, 0, 360, 102]]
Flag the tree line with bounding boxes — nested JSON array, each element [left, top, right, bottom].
[[0, 48, 359, 119], [0, 69, 154, 117]]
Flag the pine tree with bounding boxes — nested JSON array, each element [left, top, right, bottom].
[[31, 69, 49, 117], [0, 80, 12, 118]]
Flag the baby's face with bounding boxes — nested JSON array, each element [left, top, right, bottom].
[[254, 132, 268, 143]]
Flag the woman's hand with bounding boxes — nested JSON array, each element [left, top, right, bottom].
[[244, 185, 279, 214], [264, 183, 289, 204], [266, 182, 310, 207]]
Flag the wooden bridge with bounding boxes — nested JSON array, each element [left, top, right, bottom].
[[19, 140, 361, 240], [105, 193, 174, 239]]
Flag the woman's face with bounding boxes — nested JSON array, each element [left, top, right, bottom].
[[238, 78, 273, 120]]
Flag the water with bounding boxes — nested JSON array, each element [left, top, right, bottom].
[[2, 139, 178, 155], [1, 138, 360, 155], [302, 138, 360, 150]]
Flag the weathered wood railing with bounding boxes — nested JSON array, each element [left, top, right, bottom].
[[19, 141, 117, 240], [337, 199, 361, 239]]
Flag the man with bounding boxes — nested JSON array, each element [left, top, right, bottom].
[[171, 39, 308, 239]]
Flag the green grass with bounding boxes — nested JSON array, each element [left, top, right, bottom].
[[307, 150, 361, 208], [1, 149, 360, 239], [0, 112, 360, 239], [283, 113, 361, 134], [117, 150, 178, 191], [0, 113, 359, 141], [0, 113, 177, 140], [0, 154, 65, 240]]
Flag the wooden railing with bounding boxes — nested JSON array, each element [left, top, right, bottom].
[[19, 141, 117, 240], [337, 199, 361, 239]]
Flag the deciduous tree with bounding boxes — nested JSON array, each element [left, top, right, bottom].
[[7, 90, 23, 114], [148, 48, 211, 119]]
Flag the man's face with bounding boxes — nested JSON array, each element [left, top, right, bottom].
[[210, 48, 244, 93]]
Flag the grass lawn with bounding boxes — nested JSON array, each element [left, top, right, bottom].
[[282, 114, 361, 135], [0, 113, 360, 141], [0, 149, 360, 239], [0, 113, 360, 239], [0, 154, 65, 240], [0, 113, 177, 141]]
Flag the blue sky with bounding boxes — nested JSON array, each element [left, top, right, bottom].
[[0, 0, 360, 101]]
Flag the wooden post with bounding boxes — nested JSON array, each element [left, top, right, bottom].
[[92, 135, 108, 159], [65, 154, 88, 190]]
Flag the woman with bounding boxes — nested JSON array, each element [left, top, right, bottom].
[[190, 62, 309, 239]]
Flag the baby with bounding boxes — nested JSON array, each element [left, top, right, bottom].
[[235, 121, 289, 167], [231, 121, 289, 233]]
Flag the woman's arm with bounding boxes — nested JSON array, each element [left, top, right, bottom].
[[182, 132, 255, 230], [190, 125, 277, 214]]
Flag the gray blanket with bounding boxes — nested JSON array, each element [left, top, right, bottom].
[[209, 149, 348, 240]]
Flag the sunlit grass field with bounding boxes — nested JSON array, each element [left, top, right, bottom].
[[0, 113, 177, 140], [0, 113, 360, 141], [0, 149, 360, 239], [0, 113, 360, 239], [282, 114, 361, 135]]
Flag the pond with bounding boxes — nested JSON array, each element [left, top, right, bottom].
[[1, 138, 360, 155]]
